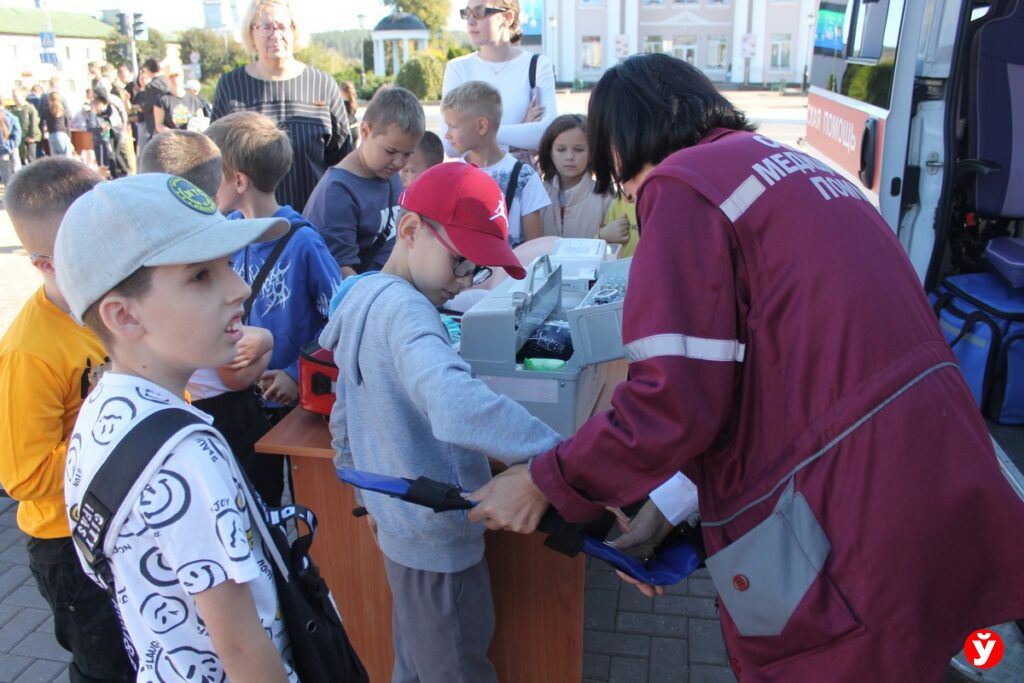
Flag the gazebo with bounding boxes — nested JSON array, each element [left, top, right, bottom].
[[371, 11, 430, 76]]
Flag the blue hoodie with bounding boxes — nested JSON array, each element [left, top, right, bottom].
[[231, 205, 341, 393], [319, 274, 561, 573]]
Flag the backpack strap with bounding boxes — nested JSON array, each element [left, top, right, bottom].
[[72, 409, 205, 577], [505, 160, 525, 213], [529, 53, 540, 90], [243, 223, 302, 323]]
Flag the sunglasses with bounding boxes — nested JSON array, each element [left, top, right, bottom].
[[425, 222, 493, 286], [460, 5, 507, 20]]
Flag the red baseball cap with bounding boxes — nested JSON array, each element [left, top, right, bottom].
[[399, 162, 527, 279]]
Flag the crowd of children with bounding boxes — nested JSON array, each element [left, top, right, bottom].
[[0, 78, 638, 681]]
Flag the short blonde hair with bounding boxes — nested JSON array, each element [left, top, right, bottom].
[[442, 81, 503, 130], [241, 0, 308, 55]]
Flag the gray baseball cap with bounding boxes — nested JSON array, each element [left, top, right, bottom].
[[55, 173, 286, 323]]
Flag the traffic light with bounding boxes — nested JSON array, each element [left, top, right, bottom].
[[133, 13, 148, 42], [117, 12, 130, 37]]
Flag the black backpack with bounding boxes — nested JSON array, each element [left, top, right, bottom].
[[72, 408, 368, 683]]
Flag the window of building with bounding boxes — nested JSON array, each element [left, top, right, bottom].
[[644, 35, 665, 53], [642, 0, 665, 5], [673, 35, 697, 64], [674, 0, 697, 3], [706, 35, 728, 68], [579, 0, 603, 6], [9, 45, 17, 60], [582, 36, 602, 69], [770, 33, 791, 68], [65, 46, 72, 60]]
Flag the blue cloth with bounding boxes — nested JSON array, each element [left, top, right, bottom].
[[302, 167, 400, 271], [328, 271, 378, 317], [2, 110, 21, 156], [230, 205, 341, 399], [319, 274, 561, 573]]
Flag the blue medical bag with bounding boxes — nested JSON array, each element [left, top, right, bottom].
[[931, 272, 1024, 424]]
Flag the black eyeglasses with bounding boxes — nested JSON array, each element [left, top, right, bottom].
[[460, 5, 506, 20], [425, 222, 493, 286]]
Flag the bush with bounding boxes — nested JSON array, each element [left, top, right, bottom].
[[357, 73, 394, 101], [396, 55, 445, 101]]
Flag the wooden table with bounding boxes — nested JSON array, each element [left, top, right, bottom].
[[256, 361, 627, 682]]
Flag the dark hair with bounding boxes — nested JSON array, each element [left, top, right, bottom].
[[416, 131, 444, 168], [588, 53, 756, 193], [538, 114, 587, 183], [142, 58, 160, 74], [139, 130, 223, 197], [339, 81, 357, 119], [81, 267, 154, 349]]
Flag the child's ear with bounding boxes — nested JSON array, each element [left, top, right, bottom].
[[475, 116, 489, 136], [360, 120, 372, 140], [30, 255, 55, 276], [234, 171, 251, 194], [98, 295, 144, 342], [396, 212, 421, 246]]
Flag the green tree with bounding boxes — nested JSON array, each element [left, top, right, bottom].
[[104, 28, 167, 68], [382, 0, 451, 35], [396, 54, 445, 100], [177, 28, 249, 81]]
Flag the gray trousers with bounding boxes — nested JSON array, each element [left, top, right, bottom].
[[383, 556, 499, 683]]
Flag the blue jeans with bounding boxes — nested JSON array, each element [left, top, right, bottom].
[[48, 131, 73, 157]]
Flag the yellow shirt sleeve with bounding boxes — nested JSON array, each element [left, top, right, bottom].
[[0, 350, 71, 502]]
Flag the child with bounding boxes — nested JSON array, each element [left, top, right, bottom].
[[57, 173, 296, 682], [320, 162, 561, 681], [139, 129, 224, 196], [90, 89, 128, 178], [207, 111, 341, 461], [441, 81, 549, 246], [304, 87, 425, 277], [0, 158, 135, 681], [138, 124, 282, 504], [399, 130, 444, 187], [600, 193, 639, 258], [537, 114, 623, 241]]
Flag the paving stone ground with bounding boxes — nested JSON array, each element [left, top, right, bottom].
[[0, 497, 69, 683]]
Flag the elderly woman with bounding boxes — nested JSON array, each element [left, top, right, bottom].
[[440, 0, 556, 160], [212, 0, 351, 212], [469, 53, 1024, 681]]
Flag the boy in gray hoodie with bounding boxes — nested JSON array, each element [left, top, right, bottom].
[[320, 162, 561, 682]]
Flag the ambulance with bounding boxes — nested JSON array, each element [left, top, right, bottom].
[[804, 1, 1024, 679]]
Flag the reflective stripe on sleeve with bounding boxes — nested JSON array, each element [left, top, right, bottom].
[[720, 175, 766, 222], [625, 333, 746, 363]]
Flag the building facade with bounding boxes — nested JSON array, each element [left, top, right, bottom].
[[0, 7, 109, 100], [541, 0, 817, 85]]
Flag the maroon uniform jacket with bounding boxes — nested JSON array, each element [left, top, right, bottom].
[[530, 129, 1024, 680]]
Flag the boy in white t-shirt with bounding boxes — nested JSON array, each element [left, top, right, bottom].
[[442, 80, 549, 246], [56, 173, 296, 683]]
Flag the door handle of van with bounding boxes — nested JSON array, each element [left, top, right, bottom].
[[859, 117, 878, 189]]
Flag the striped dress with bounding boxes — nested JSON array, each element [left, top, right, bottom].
[[212, 65, 353, 212]]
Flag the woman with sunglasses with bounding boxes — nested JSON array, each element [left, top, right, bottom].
[[440, 0, 557, 161], [469, 53, 1024, 681], [212, 0, 352, 213]]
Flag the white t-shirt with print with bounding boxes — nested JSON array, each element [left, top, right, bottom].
[[467, 153, 551, 246], [64, 373, 297, 683]]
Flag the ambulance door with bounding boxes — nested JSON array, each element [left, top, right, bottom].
[[805, 0, 920, 228]]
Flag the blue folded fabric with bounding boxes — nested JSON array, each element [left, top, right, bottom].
[[336, 468, 701, 586]]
